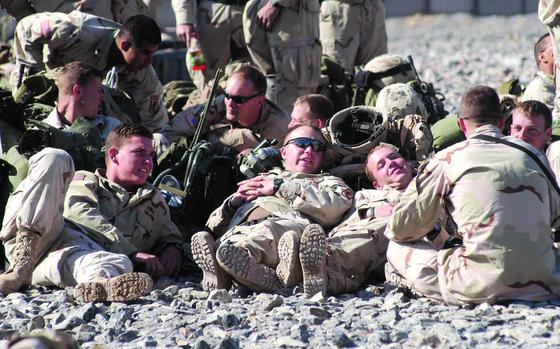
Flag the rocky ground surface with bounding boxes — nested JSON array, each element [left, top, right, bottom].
[[1, 12, 559, 349]]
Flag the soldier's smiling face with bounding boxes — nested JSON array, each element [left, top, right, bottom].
[[281, 125, 325, 174], [108, 136, 154, 191], [366, 146, 412, 190], [224, 73, 264, 127], [510, 110, 551, 151]]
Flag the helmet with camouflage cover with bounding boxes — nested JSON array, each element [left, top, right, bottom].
[[376, 82, 429, 122], [362, 54, 415, 91], [327, 106, 387, 155]]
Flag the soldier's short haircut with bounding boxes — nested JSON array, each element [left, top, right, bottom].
[[514, 100, 552, 130], [534, 33, 551, 66], [283, 124, 327, 146], [364, 143, 400, 181], [56, 61, 102, 96], [105, 123, 153, 160], [231, 65, 267, 95], [120, 15, 161, 47], [459, 85, 501, 124], [294, 94, 334, 123]]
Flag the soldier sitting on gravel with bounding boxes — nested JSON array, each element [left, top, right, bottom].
[[190, 125, 353, 293], [154, 65, 290, 157], [0, 124, 185, 302], [521, 33, 555, 111]]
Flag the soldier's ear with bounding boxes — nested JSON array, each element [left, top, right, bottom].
[[280, 145, 288, 160], [121, 40, 132, 52], [72, 84, 81, 98], [108, 148, 119, 164], [372, 180, 382, 190]]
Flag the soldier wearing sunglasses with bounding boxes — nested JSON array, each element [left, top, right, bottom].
[[190, 124, 353, 292], [154, 65, 289, 157]]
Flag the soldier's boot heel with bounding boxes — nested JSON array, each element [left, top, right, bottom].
[[191, 231, 232, 291], [276, 230, 302, 287], [0, 230, 40, 296], [75, 272, 153, 302], [216, 242, 283, 293], [299, 224, 327, 298]]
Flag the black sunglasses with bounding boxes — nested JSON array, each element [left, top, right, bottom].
[[224, 92, 261, 104], [285, 137, 327, 152]]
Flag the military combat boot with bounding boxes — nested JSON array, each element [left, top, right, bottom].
[[74, 272, 153, 302], [0, 230, 40, 295], [299, 224, 327, 298], [191, 231, 232, 291], [216, 241, 283, 293], [276, 230, 302, 287]]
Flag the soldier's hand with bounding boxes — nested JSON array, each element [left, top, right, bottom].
[[177, 24, 197, 47], [237, 175, 274, 200], [257, 2, 280, 31], [131, 252, 165, 278], [374, 204, 394, 218], [159, 245, 182, 277]]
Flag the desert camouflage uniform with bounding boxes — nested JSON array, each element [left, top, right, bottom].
[[319, 0, 387, 73], [155, 94, 289, 155], [11, 11, 168, 131], [207, 168, 353, 274], [172, 0, 246, 89], [43, 108, 122, 141], [243, 0, 321, 113], [521, 71, 555, 112], [539, 0, 560, 117], [385, 124, 560, 305], [547, 140, 560, 181], [0, 148, 132, 288]]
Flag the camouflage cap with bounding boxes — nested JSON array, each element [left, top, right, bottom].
[[327, 106, 387, 154], [363, 54, 415, 90], [376, 83, 428, 122]]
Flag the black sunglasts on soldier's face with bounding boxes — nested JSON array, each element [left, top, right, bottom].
[[224, 92, 261, 104], [285, 137, 327, 152]]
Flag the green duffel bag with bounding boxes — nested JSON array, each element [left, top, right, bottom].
[[431, 114, 465, 153]]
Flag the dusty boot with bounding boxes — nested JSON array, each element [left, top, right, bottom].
[[191, 231, 232, 291], [299, 224, 327, 298], [276, 230, 302, 287], [0, 230, 40, 295], [74, 272, 153, 302], [216, 241, 283, 293]]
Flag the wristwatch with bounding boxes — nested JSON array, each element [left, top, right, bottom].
[[273, 177, 284, 194]]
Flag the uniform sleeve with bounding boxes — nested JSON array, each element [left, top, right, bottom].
[[385, 159, 448, 242], [118, 66, 169, 132], [276, 175, 353, 227], [63, 173, 139, 256], [171, 0, 197, 25], [539, 0, 560, 25], [271, 0, 299, 9], [151, 190, 188, 255], [206, 195, 238, 237]]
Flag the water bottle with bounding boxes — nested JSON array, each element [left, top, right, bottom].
[[187, 37, 206, 71]]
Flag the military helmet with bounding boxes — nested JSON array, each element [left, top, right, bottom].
[[362, 54, 415, 91], [376, 82, 428, 123], [327, 106, 386, 154]]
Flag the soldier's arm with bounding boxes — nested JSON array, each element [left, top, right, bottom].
[[158, 99, 217, 145], [206, 194, 239, 237], [150, 189, 188, 256], [172, 0, 197, 26], [63, 172, 139, 256], [276, 175, 354, 227], [385, 159, 447, 242]]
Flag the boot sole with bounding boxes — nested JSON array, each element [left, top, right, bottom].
[[216, 242, 282, 293], [276, 231, 302, 287], [299, 224, 327, 298], [76, 272, 153, 302], [191, 231, 231, 291]]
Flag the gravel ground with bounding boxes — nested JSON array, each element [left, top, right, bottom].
[[2, 12, 560, 349]]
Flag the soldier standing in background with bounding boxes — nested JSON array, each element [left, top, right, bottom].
[[319, 0, 387, 73], [539, 1, 560, 117]]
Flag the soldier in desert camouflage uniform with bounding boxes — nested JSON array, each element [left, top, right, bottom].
[[385, 86, 560, 305], [539, 1, 560, 117], [319, 0, 387, 73], [190, 125, 353, 292], [521, 33, 555, 111], [11, 11, 167, 131]]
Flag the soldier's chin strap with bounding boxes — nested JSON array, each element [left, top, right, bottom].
[[472, 134, 560, 242]]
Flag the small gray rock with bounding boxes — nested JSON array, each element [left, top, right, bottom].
[[208, 289, 232, 303]]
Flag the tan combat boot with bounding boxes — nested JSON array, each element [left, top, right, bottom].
[[74, 272, 153, 302], [216, 241, 283, 293], [299, 224, 328, 298], [0, 230, 40, 295], [191, 231, 232, 291], [276, 230, 302, 287]]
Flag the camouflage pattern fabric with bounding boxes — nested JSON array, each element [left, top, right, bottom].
[[521, 71, 555, 111], [385, 124, 560, 305], [375, 82, 428, 123], [539, 0, 560, 117]]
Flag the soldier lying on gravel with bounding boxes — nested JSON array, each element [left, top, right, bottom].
[[385, 86, 560, 305], [0, 124, 185, 302], [191, 125, 353, 293]]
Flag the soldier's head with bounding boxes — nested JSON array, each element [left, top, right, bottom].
[[458, 85, 502, 137], [376, 83, 428, 122], [365, 143, 413, 190], [289, 94, 334, 129], [117, 15, 161, 71], [534, 33, 554, 76], [281, 125, 326, 174], [224, 65, 267, 127], [56, 61, 104, 122], [510, 100, 552, 151], [105, 124, 154, 191]]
